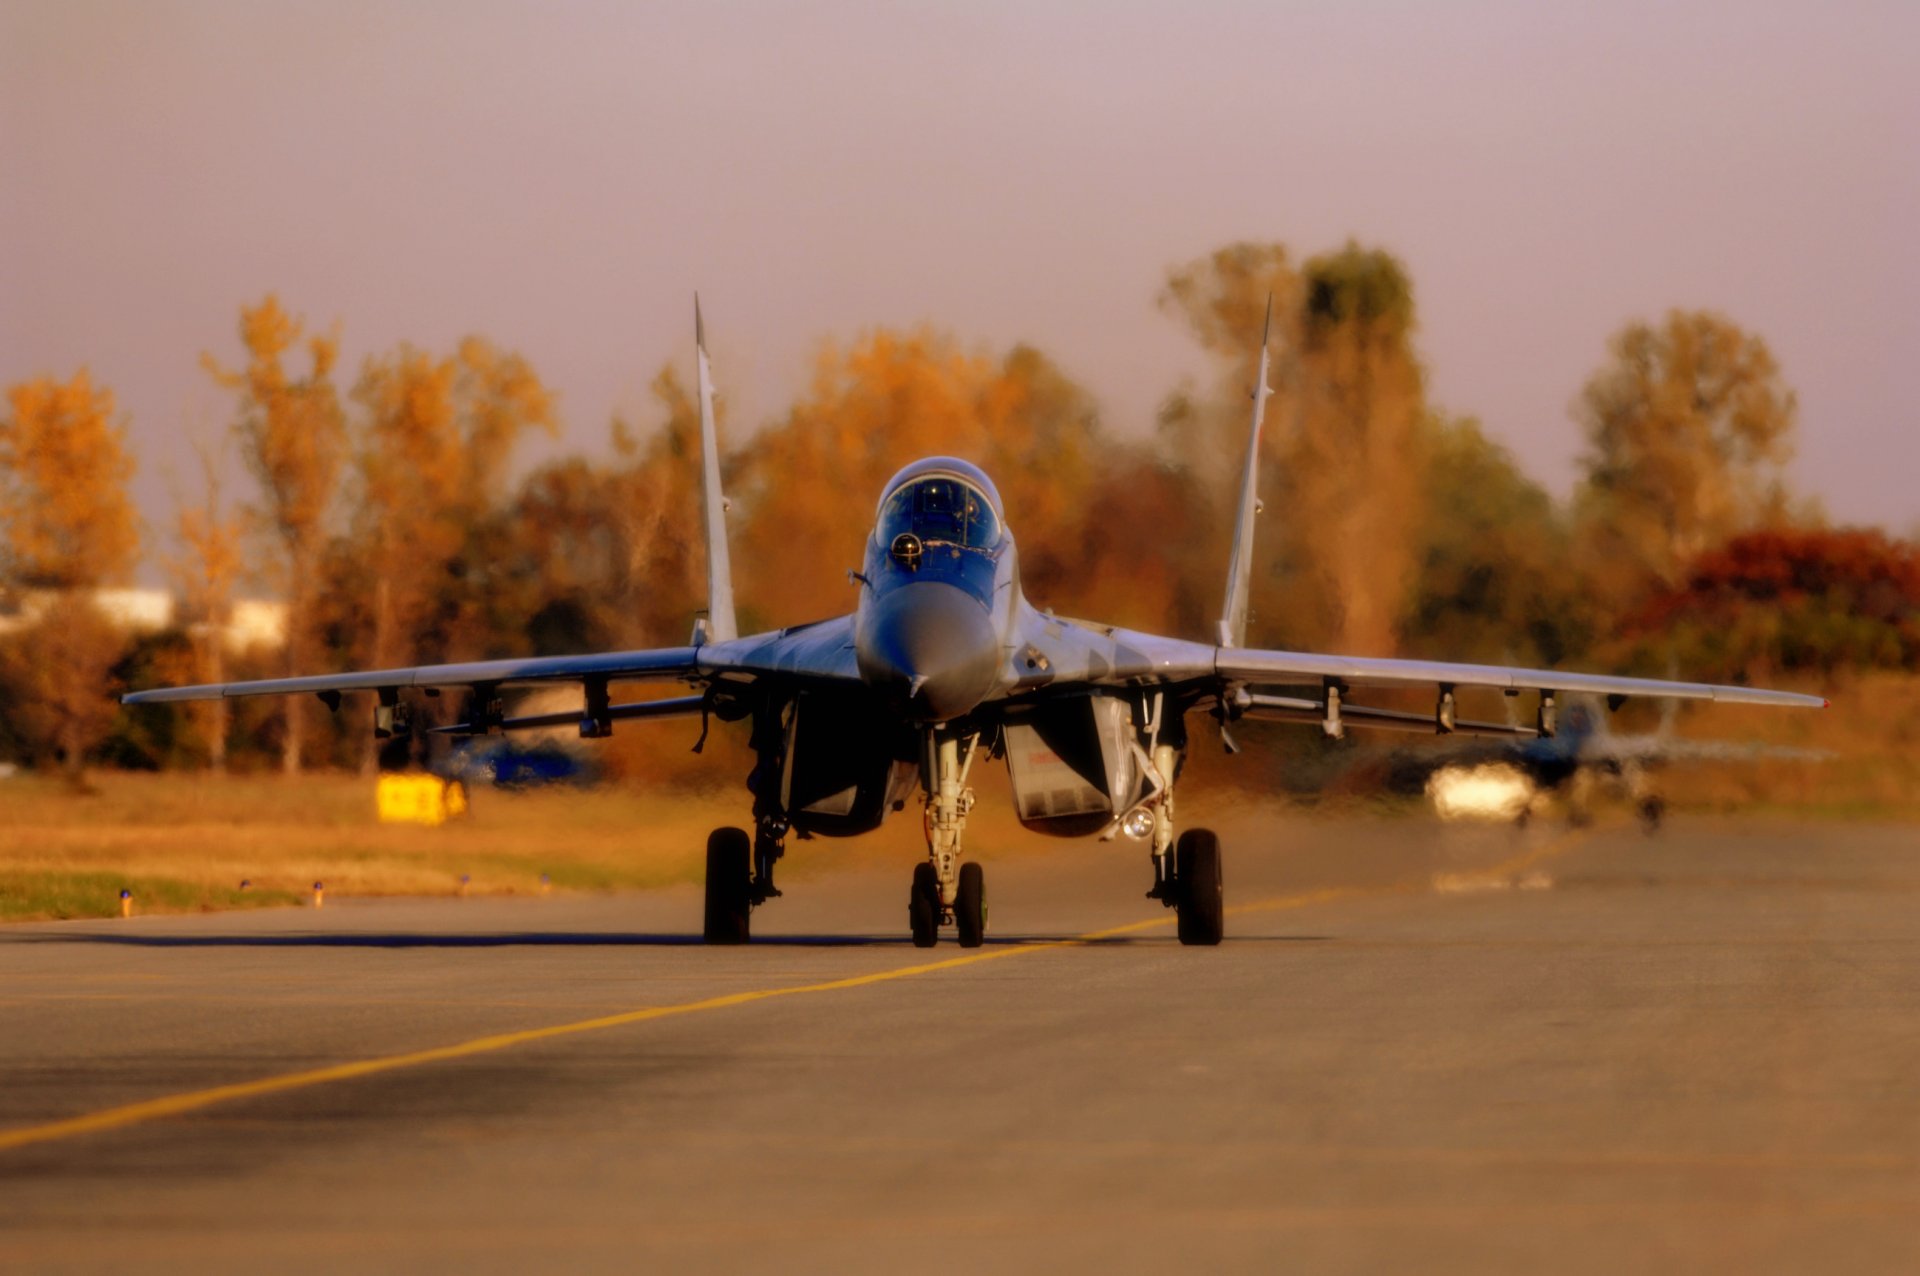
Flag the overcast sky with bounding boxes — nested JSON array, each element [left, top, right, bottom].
[[4, 0, 1915, 554]]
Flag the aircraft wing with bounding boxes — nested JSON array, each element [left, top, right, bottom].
[[1212, 648, 1827, 710], [1573, 736, 1833, 764], [1045, 622, 1823, 715], [120, 615, 862, 706]]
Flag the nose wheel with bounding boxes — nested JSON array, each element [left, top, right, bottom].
[[909, 863, 939, 947], [955, 861, 986, 947], [909, 859, 986, 947], [909, 728, 986, 947]]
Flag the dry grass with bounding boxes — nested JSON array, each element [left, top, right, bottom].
[[1, 773, 744, 918], [1652, 671, 1920, 820], [0, 768, 1066, 921], [1, 675, 1909, 922]]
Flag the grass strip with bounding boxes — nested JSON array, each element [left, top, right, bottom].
[[0, 870, 302, 922]]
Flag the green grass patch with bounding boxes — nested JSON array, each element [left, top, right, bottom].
[[0, 870, 302, 922]]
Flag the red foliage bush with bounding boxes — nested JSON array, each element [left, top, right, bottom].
[[1627, 528, 1920, 676]]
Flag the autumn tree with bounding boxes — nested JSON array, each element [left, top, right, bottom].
[[1158, 243, 1303, 494], [1625, 527, 1919, 680], [1154, 245, 1303, 643], [730, 330, 1111, 631], [1574, 309, 1798, 605], [204, 296, 348, 774], [503, 365, 706, 656], [1285, 244, 1428, 654], [0, 370, 141, 774], [168, 440, 246, 771], [1160, 241, 1428, 654], [347, 337, 557, 681], [1403, 415, 1594, 666]]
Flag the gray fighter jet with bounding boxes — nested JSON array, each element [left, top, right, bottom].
[[124, 302, 1825, 946], [1373, 695, 1830, 830]]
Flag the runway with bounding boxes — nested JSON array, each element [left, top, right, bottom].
[[2, 810, 1916, 1273]]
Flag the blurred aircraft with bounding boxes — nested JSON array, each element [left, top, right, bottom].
[[1375, 696, 1830, 830], [123, 301, 1826, 947]]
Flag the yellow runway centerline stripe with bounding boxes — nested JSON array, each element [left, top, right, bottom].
[[0, 832, 1591, 1156]]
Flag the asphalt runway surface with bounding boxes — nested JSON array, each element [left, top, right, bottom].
[[2, 810, 1916, 1274]]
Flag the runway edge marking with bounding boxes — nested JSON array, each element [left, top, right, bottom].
[[0, 832, 1588, 1154]]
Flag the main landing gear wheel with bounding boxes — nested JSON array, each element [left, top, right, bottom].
[[1175, 828, 1224, 947], [955, 861, 986, 948], [703, 827, 752, 944]]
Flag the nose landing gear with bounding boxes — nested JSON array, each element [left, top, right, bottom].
[[908, 730, 986, 947], [910, 859, 987, 949]]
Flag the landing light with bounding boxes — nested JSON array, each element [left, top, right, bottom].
[[1120, 807, 1156, 840], [1427, 763, 1533, 821]]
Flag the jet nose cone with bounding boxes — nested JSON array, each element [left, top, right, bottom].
[[856, 581, 1001, 722]]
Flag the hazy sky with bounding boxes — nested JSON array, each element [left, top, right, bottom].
[[4, 0, 1915, 554]]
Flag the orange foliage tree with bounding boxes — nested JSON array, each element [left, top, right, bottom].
[[168, 441, 246, 771], [505, 366, 706, 655], [204, 296, 348, 774], [730, 329, 1132, 632], [347, 337, 558, 676], [0, 370, 141, 774], [1160, 242, 1429, 655], [1575, 309, 1798, 606]]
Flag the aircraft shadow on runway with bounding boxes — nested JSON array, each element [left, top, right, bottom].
[[26, 931, 1333, 950]]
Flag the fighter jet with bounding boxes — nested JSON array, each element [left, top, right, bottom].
[[123, 301, 1826, 947], [1375, 696, 1830, 830]]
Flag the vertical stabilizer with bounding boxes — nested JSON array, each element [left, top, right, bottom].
[[1217, 297, 1273, 648], [695, 296, 738, 643]]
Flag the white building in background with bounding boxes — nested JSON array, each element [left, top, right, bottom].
[[0, 587, 287, 651], [224, 599, 288, 649], [91, 588, 176, 632]]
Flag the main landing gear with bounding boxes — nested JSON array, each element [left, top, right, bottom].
[[703, 827, 751, 944], [702, 815, 788, 944], [908, 730, 987, 948], [1136, 728, 1223, 946], [1172, 829, 1224, 946]]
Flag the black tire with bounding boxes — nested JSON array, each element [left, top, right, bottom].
[[1175, 828, 1224, 946], [955, 861, 986, 948], [909, 861, 939, 948], [703, 827, 752, 944]]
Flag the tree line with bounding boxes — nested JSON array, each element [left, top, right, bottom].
[[2, 238, 1910, 779]]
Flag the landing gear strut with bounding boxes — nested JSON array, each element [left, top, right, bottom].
[[909, 730, 986, 947], [1143, 738, 1181, 904], [1128, 701, 1221, 945], [751, 817, 786, 904]]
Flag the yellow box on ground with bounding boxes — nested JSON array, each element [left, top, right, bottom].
[[376, 773, 470, 826]]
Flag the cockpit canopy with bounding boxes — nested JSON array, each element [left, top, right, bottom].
[[874, 458, 1005, 552]]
